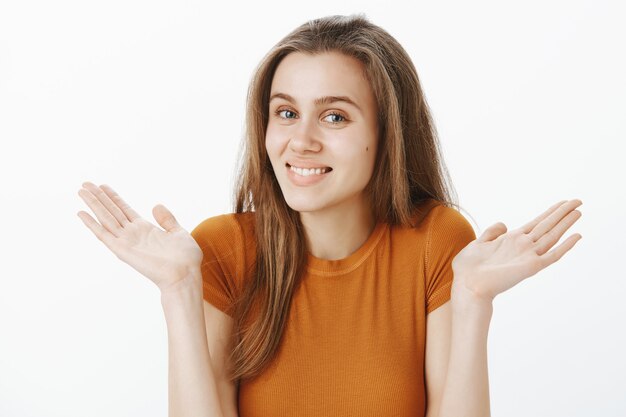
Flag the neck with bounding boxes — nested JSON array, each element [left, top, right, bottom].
[[299, 195, 376, 260]]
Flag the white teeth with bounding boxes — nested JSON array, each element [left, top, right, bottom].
[[289, 165, 329, 176]]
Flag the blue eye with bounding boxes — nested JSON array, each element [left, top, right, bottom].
[[276, 109, 297, 119], [324, 113, 345, 123], [273, 108, 348, 124]]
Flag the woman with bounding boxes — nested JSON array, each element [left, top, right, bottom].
[[77, 14, 583, 417]]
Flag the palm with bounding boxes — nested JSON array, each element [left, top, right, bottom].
[[451, 199, 583, 303], [111, 218, 202, 287], [77, 182, 203, 292]]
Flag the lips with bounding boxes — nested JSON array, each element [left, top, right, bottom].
[[286, 163, 333, 176], [285, 162, 332, 186], [286, 162, 333, 172]]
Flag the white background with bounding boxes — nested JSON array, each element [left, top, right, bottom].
[[1, 0, 624, 416]]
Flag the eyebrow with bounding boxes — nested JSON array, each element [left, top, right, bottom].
[[269, 92, 362, 113]]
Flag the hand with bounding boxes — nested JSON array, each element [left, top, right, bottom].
[[77, 182, 203, 293], [451, 199, 583, 305]]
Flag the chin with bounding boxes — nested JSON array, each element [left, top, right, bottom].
[[284, 199, 325, 213], [280, 192, 330, 213]]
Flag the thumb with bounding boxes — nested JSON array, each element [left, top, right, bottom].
[[152, 204, 182, 232], [477, 222, 507, 242]]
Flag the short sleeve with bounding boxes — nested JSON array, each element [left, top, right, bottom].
[[424, 205, 476, 315], [189, 214, 247, 317]]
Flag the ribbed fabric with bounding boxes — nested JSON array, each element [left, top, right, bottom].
[[190, 199, 476, 417]]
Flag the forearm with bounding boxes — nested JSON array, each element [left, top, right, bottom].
[[437, 292, 493, 417], [160, 270, 224, 417]]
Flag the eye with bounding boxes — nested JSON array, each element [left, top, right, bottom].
[[272, 108, 348, 124], [274, 109, 297, 119], [323, 112, 347, 124]]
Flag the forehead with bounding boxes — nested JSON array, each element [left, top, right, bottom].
[[270, 51, 373, 105]]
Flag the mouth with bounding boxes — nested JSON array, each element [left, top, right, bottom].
[[286, 163, 333, 177]]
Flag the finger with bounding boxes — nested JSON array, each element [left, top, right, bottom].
[[78, 186, 123, 237], [534, 209, 582, 255], [152, 204, 183, 232], [477, 222, 507, 242], [519, 200, 567, 234], [527, 199, 583, 242], [77, 210, 118, 251], [99, 183, 141, 222], [539, 233, 582, 268], [82, 182, 130, 227]]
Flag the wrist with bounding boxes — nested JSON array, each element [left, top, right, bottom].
[[451, 280, 494, 316], [159, 268, 203, 305]]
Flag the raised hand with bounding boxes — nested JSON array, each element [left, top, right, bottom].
[[77, 182, 203, 293], [451, 199, 583, 305]]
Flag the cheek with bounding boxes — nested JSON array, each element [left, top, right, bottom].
[[357, 141, 378, 180], [366, 143, 377, 165], [357, 137, 377, 165], [264, 129, 281, 160], [265, 120, 290, 149]]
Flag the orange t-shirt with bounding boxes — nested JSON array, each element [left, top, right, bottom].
[[190, 199, 476, 417]]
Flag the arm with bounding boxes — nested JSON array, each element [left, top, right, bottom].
[[425, 199, 582, 417], [424, 297, 492, 417], [75, 182, 232, 416], [161, 268, 226, 417], [203, 300, 240, 417]]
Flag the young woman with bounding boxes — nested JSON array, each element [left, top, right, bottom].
[[77, 14, 583, 417]]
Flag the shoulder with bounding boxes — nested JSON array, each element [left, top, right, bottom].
[[190, 212, 257, 315], [390, 199, 475, 251], [419, 202, 476, 265], [190, 211, 256, 253], [423, 203, 475, 239], [391, 198, 471, 233]]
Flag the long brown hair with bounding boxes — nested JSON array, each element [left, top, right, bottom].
[[226, 13, 460, 382]]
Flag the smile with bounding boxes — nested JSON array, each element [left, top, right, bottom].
[[286, 163, 333, 177], [285, 163, 332, 186]]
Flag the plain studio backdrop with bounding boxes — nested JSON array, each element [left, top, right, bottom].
[[1, 0, 624, 416]]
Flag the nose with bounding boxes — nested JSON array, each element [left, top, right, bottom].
[[288, 117, 322, 154]]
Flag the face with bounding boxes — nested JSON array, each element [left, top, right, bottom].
[[265, 51, 379, 215]]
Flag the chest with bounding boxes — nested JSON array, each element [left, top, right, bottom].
[[237, 254, 429, 417]]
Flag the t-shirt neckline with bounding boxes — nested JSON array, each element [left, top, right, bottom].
[[305, 221, 388, 276]]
